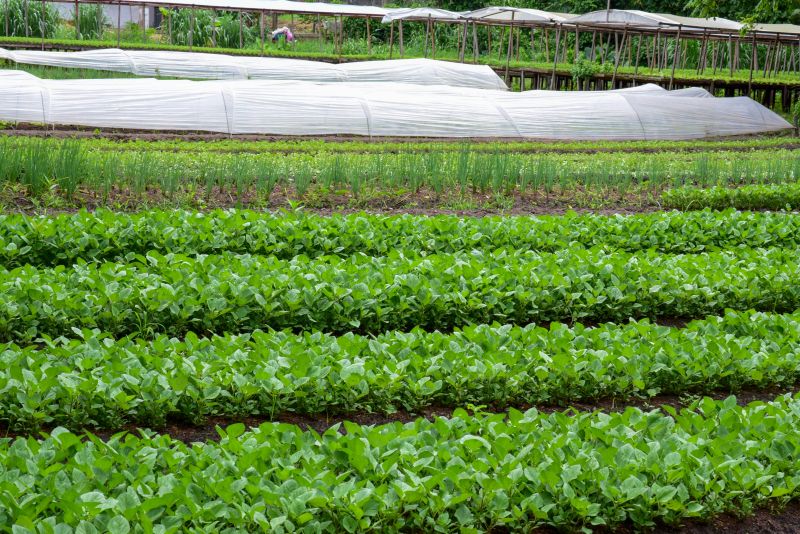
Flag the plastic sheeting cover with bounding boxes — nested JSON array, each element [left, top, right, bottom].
[[0, 49, 509, 90], [0, 72, 790, 139]]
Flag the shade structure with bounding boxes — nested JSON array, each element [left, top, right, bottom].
[[566, 9, 743, 37], [0, 71, 790, 139], [381, 8, 463, 24], [0, 49, 508, 89], [463, 7, 571, 26]]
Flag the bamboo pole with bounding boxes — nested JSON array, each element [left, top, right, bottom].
[[574, 25, 579, 60], [590, 30, 596, 60], [25, 0, 29, 37], [39, 0, 44, 49], [168, 10, 173, 44], [238, 11, 242, 48], [633, 34, 642, 81], [3, 0, 7, 37], [74, 0, 79, 39], [141, 5, 145, 43], [669, 25, 682, 90]]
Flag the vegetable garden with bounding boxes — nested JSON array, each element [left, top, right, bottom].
[[1, 4, 800, 526], [3, 197, 800, 531]]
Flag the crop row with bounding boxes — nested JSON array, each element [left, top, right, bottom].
[[4, 208, 800, 267], [4, 395, 800, 532], [4, 131, 794, 155], [5, 310, 800, 431], [1, 137, 797, 197], [0, 247, 799, 341], [664, 183, 800, 211]]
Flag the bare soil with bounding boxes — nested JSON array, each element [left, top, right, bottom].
[[5, 384, 797, 443], [2, 181, 664, 217]]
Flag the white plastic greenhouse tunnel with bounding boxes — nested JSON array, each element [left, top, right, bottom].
[[0, 49, 509, 90], [0, 70, 791, 139]]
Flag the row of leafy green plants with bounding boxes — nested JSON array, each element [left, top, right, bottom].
[[0, 137, 796, 199], [4, 131, 794, 154], [1, 246, 799, 341], [664, 183, 800, 211], [4, 208, 800, 267], [3, 394, 800, 531], [4, 309, 800, 431]]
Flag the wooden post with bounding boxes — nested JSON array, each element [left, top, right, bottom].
[[189, 7, 194, 50], [337, 15, 343, 59], [211, 10, 216, 48], [116, 1, 121, 46], [141, 5, 145, 43], [431, 19, 436, 59], [168, 10, 172, 44], [748, 34, 756, 95], [543, 28, 549, 62], [669, 25, 682, 90], [459, 21, 467, 62], [530, 28, 536, 61], [388, 20, 394, 59], [473, 22, 478, 62], [399, 20, 403, 57], [633, 34, 642, 81], [74, 0, 79, 39], [711, 39, 719, 75], [424, 16, 430, 57], [652, 31, 659, 71], [550, 25, 561, 90], [763, 41, 772, 78], [259, 12, 264, 56], [3, 0, 7, 37], [95, 0, 100, 39], [366, 17, 371, 55], [611, 25, 627, 86], [238, 11, 242, 48], [25, 0, 29, 37], [574, 25, 579, 60], [728, 35, 733, 76], [40, 0, 44, 49], [504, 12, 515, 83]]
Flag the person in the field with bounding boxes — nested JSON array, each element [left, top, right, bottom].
[[271, 26, 295, 44]]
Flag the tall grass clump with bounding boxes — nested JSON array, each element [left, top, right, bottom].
[[0, 0, 59, 38]]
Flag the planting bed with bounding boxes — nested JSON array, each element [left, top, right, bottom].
[[2, 206, 800, 532]]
